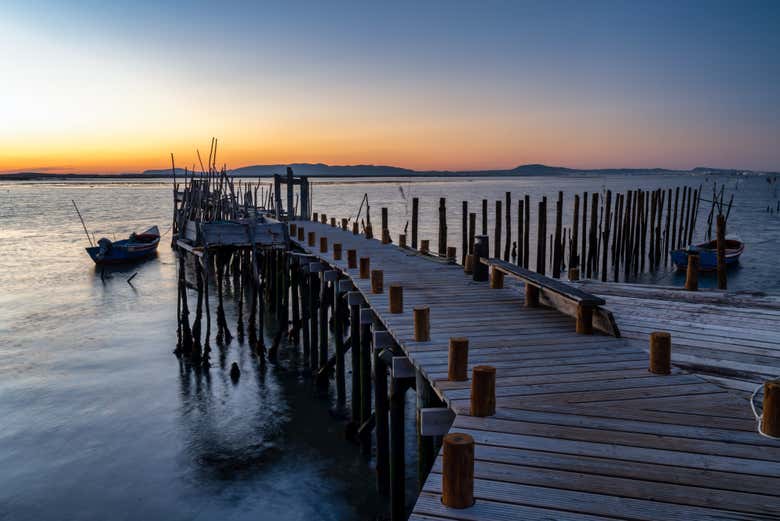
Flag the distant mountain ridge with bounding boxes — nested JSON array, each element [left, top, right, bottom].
[[2, 163, 774, 180]]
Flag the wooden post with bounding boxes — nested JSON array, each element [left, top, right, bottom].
[[309, 268, 319, 369], [489, 266, 504, 288], [536, 200, 546, 275], [523, 194, 530, 268], [448, 337, 469, 381], [438, 197, 447, 256], [399, 233, 407, 248], [468, 212, 476, 255], [330, 217, 336, 227], [447, 246, 457, 260], [319, 271, 329, 369], [348, 292, 362, 423], [352, 221, 359, 235], [360, 308, 372, 437], [441, 433, 474, 509], [685, 253, 699, 291], [371, 269, 384, 293], [649, 331, 671, 375], [716, 214, 727, 290], [416, 370, 435, 492], [464, 254, 474, 274], [389, 284, 403, 313], [461, 201, 468, 264], [517, 199, 524, 266], [347, 249, 357, 269], [290, 223, 297, 236], [481, 199, 488, 235], [494, 199, 502, 259], [319, 236, 328, 253], [672, 187, 680, 250], [411, 197, 419, 249], [382, 207, 389, 243], [382, 228, 391, 244], [569, 267, 580, 281], [313, 212, 318, 222], [307, 231, 315, 247], [333, 243, 342, 261], [320, 213, 327, 224], [472, 235, 489, 282], [601, 190, 612, 282], [297, 227, 304, 241], [504, 192, 512, 261], [374, 347, 390, 495], [414, 306, 430, 341], [342, 217, 348, 230], [762, 380, 780, 438], [470, 365, 496, 417], [389, 375, 406, 521], [334, 276, 346, 404], [359, 257, 370, 278], [420, 239, 430, 254], [588, 192, 598, 278], [552, 191, 563, 278]]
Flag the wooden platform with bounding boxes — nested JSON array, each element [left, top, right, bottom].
[[292, 221, 780, 521], [578, 280, 780, 392]]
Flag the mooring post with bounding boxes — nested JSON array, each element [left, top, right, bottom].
[[320, 236, 328, 253], [685, 253, 699, 291], [389, 284, 403, 314], [448, 337, 469, 381], [371, 269, 384, 294], [649, 331, 671, 375], [470, 365, 496, 417], [398, 233, 407, 248], [461, 201, 468, 264], [438, 197, 447, 256], [347, 249, 357, 269], [308, 231, 316, 247], [472, 235, 489, 282], [413, 306, 430, 342], [420, 239, 430, 254], [348, 291, 362, 425], [762, 380, 780, 438], [297, 226, 304, 242], [359, 257, 370, 279], [333, 242, 342, 261], [441, 432, 475, 509]]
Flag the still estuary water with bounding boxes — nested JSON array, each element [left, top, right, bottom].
[[0, 173, 778, 520]]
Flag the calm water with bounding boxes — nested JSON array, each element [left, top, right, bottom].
[[0, 174, 778, 520]]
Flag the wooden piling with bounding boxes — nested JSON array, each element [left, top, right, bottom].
[[333, 243, 342, 261], [347, 249, 357, 269], [461, 201, 468, 264], [481, 199, 488, 235], [553, 191, 563, 278], [494, 199, 502, 259], [371, 269, 384, 294], [342, 217, 348, 230], [352, 221, 359, 235], [441, 433, 475, 509], [389, 284, 403, 313], [374, 347, 390, 495], [359, 257, 370, 278], [308, 231, 316, 247], [447, 246, 457, 261], [438, 198, 447, 256], [448, 337, 469, 381], [504, 192, 512, 261], [348, 292, 362, 423], [319, 236, 328, 253], [470, 365, 496, 417], [762, 380, 780, 438], [472, 235, 489, 282], [464, 254, 474, 274], [360, 308, 372, 434], [649, 331, 671, 375], [685, 253, 699, 291], [411, 197, 419, 249], [414, 306, 430, 342], [334, 276, 346, 404], [517, 199, 524, 266], [523, 195, 530, 268], [416, 371, 436, 492], [399, 233, 407, 248], [468, 212, 476, 256], [389, 375, 406, 521], [297, 227, 304, 241], [717, 214, 727, 290], [601, 190, 612, 282], [420, 239, 430, 254]]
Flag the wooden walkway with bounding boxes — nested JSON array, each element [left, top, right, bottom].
[[292, 221, 780, 521], [579, 281, 780, 392]]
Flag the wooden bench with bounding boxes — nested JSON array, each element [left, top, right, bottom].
[[481, 258, 619, 336]]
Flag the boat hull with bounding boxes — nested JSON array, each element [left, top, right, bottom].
[[85, 226, 160, 264], [671, 239, 744, 270]]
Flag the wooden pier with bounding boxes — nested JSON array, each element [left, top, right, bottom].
[[290, 220, 780, 521]]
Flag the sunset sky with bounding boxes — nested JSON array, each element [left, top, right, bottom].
[[1, 1, 778, 174]]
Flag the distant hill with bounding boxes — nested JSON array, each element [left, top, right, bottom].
[[1, 163, 774, 180]]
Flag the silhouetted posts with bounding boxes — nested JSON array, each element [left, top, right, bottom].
[[517, 199, 524, 266], [472, 235, 489, 282], [438, 197, 447, 256], [411, 197, 419, 249], [348, 291, 362, 423], [481, 199, 488, 235], [523, 194, 530, 268], [601, 190, 612, 282], [504, 192, 511, 261], [494, 199, 502, 258], [389, 375, 407, 521], [374, 346, 390, 495], [461, 201, 468, 264], [552, 191, 563, 278], [717, 214, 727, 290]]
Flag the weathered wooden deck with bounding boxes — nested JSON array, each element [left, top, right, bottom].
[[292, 221, 780, 521], [579, 280, 780, 392]]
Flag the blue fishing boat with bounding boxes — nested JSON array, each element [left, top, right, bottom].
[[671, 237, 744, 270], [86, 226, 160, 264]]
